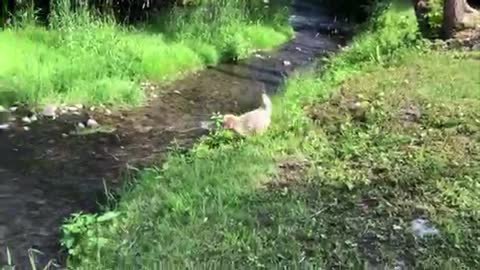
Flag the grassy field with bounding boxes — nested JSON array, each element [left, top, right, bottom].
[[0, 1, 291, 107], [62, 1, 480, 268]]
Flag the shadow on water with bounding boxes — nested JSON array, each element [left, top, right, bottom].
[[0, 0, 350, 268]]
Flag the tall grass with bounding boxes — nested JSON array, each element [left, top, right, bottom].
[[0, 0, 291, 107]]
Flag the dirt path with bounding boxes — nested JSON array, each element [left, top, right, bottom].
[[0, 1, 347, 268]]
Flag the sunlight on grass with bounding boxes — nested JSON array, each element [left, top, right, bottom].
[[0, 0, 291, 107]]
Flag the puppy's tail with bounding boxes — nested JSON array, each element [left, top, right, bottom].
[[261, 93, 272, 115]]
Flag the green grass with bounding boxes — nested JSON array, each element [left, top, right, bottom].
[[62, 1, 480, 269], [0, 0, 291, 107]]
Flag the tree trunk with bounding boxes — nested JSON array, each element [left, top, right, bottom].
[[411, 0, 431, 36], [464, 0, 478, 13], [442, 0, 465, 38]]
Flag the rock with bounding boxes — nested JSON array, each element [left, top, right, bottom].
[[90, 106, 95, 111], [411, 218, 439, 238], [295, 47, 302, 51], [283, 60, 291, 66], [9, 106, 17, 112], [67, 106, 78, 112], [134, 125, 153, 133], [105, 109, 112, 115], [86, 118, 99, 128], [23, 126, 30, 131], [0, 124, 9, 130], [173, 90, 182, 95], [42, 104, 57, 118], [255, 53, 265, 59], [151, 94, 158, 99], [62, 133, 68, 138], [30, 114, 38, 122], [74, 104, 83, 109], [21, 116, 32, 124], [77, 122, 86, 129], [446, 38, 463, 49]]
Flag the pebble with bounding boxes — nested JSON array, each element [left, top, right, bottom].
[[135, 125, 153, 133], [295, 47, 302, 51], [22, 116, 32, 124], [77, 122, 86, 129], [0, 124, 9, 130], [90, 106, 95, 111], [42, 104, 57, 118], [74, 104, 83, 109], [86, 118, 99, 128], [105, 109, 112, 115], [62, 133, 68, 138], [173, 90, 182, 95], [9, 106, 17, 112], [23, 126, 30, 131], [30, 114, 37, 122], [151, 94, 158, 99], [283, 60, 291, 66], [67, 106, 78, 112]]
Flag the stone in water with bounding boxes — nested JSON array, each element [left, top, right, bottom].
[[42, 105, 57, 118], [86, 118, 99, 128]]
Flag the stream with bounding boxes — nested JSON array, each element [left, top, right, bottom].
[[0, 0, 348, 268]]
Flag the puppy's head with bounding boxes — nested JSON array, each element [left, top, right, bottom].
[[222, 114, 238, 129]]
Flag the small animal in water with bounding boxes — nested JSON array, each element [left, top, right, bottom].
[[223, 93, 272, 136]]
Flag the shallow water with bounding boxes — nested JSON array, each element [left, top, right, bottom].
[[0, 1, 347, 268]]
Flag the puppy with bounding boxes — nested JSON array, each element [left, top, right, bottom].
[[223, 93, 272, 136]]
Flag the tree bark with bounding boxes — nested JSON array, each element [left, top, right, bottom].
[[442, 0, 465, 38], [443, 0, 479, 38]]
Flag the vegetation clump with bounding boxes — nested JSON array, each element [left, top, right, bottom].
[[0, 0, 291, 107]]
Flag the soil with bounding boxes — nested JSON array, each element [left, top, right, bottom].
[[0, 1, 347, 268]]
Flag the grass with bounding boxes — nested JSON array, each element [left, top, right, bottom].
[[61, 0, 480, 269], [0, 0, 291, 107]]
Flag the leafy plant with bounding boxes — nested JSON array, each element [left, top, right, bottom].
[[61, 211, 120, 263]]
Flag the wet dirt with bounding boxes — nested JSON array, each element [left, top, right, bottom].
[[0, 0, 348, 268]]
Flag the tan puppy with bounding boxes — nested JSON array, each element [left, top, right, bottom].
[[223, 93, 272, 136]]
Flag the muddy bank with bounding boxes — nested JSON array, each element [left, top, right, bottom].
[[0, 1, 347, 268]]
